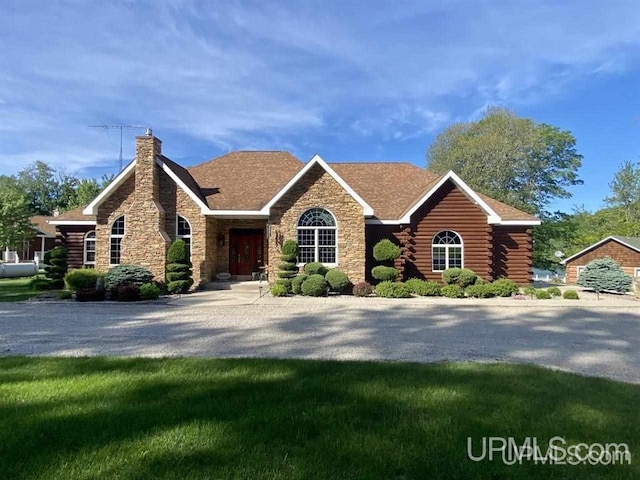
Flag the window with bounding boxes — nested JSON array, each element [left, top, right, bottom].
[[432, 230, 462, 271], [576, 266, 586, 279], [297, 208, 337, 264], [634, 268, 640, 278], [110, 216, 125, 265], [176, 215, 192, 257], [84, 231, 96, 265]]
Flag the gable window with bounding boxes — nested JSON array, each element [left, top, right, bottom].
[[176, 215, 192, 256], [84, 231, 96, 265], [432, 230, 462, 271], [297, 208, 337, 264], [110, 216, 125, 265]]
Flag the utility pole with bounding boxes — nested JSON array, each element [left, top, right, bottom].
[[89, 124, 146, 171]]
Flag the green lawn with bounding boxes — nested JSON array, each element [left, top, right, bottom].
[[0, 276, 57, 302], [0, 358, 637, 479]]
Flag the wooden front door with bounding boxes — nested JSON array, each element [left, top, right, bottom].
[[229, 230, 264, 276]]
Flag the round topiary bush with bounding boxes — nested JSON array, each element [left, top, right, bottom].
[[374, 281, 412, 298], [578, 257, 632, 298], [405, 278, 428, 295], [281, 253, 298, 263], [64, 269, 103, 292], [440, 284, 465, 298], [488, 278, 519, 297], [304, 262, 328, 276], [352, 281, 373, 297], [277, 241, 299, 284], [270, 283, 289, 297], [547, 286, 562, 297], [166, 239, 193, 294], [281, 239, 299, 256], [291, 274, 308, 294], [441, 268, 462, 285], [458, 268, 478, 288], [44, 246, 68, 289], [325, 269, 350, 293], [139, 282, 161, 300], [105, 264, 154, 290], [373, 239, 401, 263], [535, 289, 552, 300], [301, 274, 328, 296], [371, 265, 399, 282], [465, 283, 494, 298], [563, 289, 579, 300]]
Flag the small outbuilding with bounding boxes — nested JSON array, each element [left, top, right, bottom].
[[562, 235, 640, 284]]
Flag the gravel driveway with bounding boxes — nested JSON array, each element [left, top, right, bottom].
[[1, 295, 639, 384]]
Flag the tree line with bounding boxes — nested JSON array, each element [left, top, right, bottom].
[[0, 161, 113, 251]]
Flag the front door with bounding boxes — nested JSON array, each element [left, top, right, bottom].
[[229, 229, 264, 276]]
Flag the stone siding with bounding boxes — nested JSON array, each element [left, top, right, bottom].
[[212, 219, 268, 275], [267, 164, 365, 283]]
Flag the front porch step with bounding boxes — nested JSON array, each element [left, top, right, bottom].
[[203, 281, 268, 292]]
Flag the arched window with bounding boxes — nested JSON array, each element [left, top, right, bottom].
[[297, 208, 337, 264], [176, 215, 192, 255], [84, 231, 96, 265], [432, 230, 462, 271], [110, 216, 125, 265]]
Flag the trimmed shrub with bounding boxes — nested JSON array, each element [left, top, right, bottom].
[[488, 278, 519, 297], [547, 286, 562, 298], [422, 281, 442, 296], [563, 289, 580, 300], [44, 246, 68, 289], [75, 288, 105, 302], [458, 268, 478, 288], [352, 281, 373, 297], [57, 290, 72, 300], [105, 264, 154, 290], [373, 239, 401, 263], [405, 278, 441, 296], [277, 241, 299, 286], [281, 239, 299, 256], [281, 253, 297, 263], [441, 284, 465, 298], [304, 262, 328, 276], [275, 278, 292, 293], [523, 286, 536, 299], [441, 268, 462, 285], [291, 274, 309, 295], [65, 269, 103, 292], [535, 289, 552, 300], [577, 257, 632, 298], [30, 277, 53, 291], [325, 269, 350, 293], [371, 265, 400, 282], [166, 239, 193, 294], [117, 284, 140, 302], [465, 283, 494, 298], [375, 281, 412, 298], [270, 283, 288, 297], [140, 282, 161, 300], [301, 274, 328, 297]]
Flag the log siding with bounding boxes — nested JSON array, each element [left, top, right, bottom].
[[565, 239, 640, 284]]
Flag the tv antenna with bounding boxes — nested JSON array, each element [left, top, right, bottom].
[[89, 123, 146, 171]]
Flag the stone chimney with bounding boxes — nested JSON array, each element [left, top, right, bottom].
[[135, 128, 162, 201]]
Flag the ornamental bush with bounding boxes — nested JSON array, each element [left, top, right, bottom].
[[274, 278, 292, 292], [535, 289, 552, 300], [352, 281, 373, 297], [488, 278, 519, 297], [65, 269, 103, 292], [441, 284, 465, 298], [371, 265, 399, 282], [139, 282, 161, 300], [563, 289, 579, 300], [465, 283, 494, 298], [117, 284, 141, 302], [375, 281, 412, 298], [304, 262, 328, 276], [166, 239, 193, 294], [291, 274, 308, 295], [577, 257, 632, 298], [405, 278, 441, 296], [270, 283, 288, 297], [276, 241, 299, 293], [547, 286, 562, 297], [441, 268, 462, 285], [301, 274, 328, 297], [105, 264, 154, 290], [523, 286, 537, 299], [457, 268, 478, 288], [325, 269, 350, 293], [44, 246, 68, 289], [75, 288, 105, 302], [281, 239, 299, 256], [373, 239, 401, 263]]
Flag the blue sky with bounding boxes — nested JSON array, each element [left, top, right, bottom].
[[1, 0, 639, 213]]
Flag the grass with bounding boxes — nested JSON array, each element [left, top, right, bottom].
[[0, 276, 59, 302], [0, 358, 638, 479]]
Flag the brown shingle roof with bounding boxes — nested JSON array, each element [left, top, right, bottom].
[[49, 206, 96, 222], [477, 193, 538, 222], [330, 163, 440, 220], [187, 151, 303, 210], [159, 155, 208, 206], [30, 216, 57, 237]]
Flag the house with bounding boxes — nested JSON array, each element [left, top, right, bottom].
[[48, 131, 540, 286], [561, 236, 640, 284], [15, 216, 57, 262]]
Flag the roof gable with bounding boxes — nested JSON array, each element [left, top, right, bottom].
[[561, 236, 640, 264]]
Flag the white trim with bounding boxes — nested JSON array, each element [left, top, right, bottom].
[[261, 154, 375, 216], [83, 231, 96, 265], [156, 156, 211, 213], [576, 265, 586, 280], [560, 236, 640, 264], [83, 160, 136, 215], [365, 218, 405, 225], [208, 211, 268, 218], [431, 230, 464, 272], [494, 220, 541, 226], [634, 267, 640, 277], [296, 207, 339, 265], [109, 216, 125, 266], [48, 220, 97, 226]]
